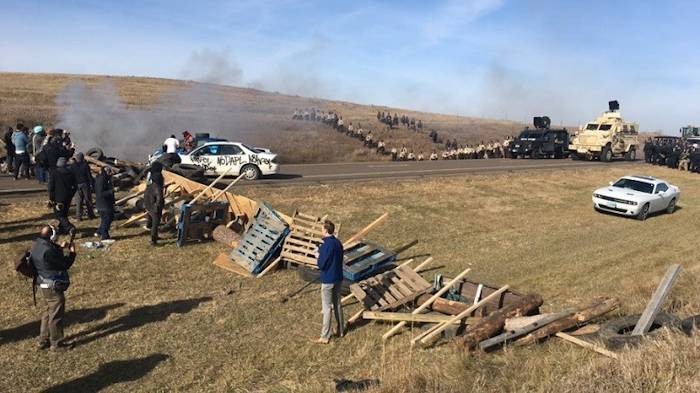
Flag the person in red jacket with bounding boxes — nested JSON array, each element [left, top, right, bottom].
[[313, 221, 345, 344]]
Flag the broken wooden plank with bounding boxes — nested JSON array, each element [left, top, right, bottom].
[[505, 314, 552, 331], [515, 297, 620, 346], [382, 268, 471, 341], [257, 256, 283, 278], [189, 166, 233, 205], [632, 264, 682, 336], [457, 293, 544, 350], [362, 311, 479, 325], [342, 213, 388, 247], [556, 332, 618, 359], [210, 172, 245, 201]]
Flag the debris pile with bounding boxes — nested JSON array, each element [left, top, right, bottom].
[[106, 151, 697, 360], [84, 147, 148, 189]]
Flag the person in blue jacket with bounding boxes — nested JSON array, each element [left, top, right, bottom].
[[314, 220, 345, 344]]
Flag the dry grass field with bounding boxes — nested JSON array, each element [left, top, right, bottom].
[[1, 163, 699, 392], [0, 73, 525, 163]]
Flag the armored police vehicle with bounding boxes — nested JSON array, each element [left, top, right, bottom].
[[510, 116, 570, 159], [569, 100, 639, 162]]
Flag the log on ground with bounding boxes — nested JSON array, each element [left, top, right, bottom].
[[456, 293, 543, 351], [515, 297, 619, 346]]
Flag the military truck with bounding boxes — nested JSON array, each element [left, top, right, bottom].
[[509, 116, 569, 159], [569, 101, 639, 162]]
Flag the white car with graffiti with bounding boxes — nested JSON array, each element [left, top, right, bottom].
[[180, 142, 279, 180]]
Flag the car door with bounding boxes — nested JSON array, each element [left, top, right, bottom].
[[651, 183, 669, 212], [188, 144, 221, 175], [215, 144, 246, 176]]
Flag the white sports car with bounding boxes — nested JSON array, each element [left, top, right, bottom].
[[592, 175, 679, 220]]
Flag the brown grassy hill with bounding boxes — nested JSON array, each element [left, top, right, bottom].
[[0, 72, 525, 163]]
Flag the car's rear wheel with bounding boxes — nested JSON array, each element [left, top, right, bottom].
[[637, 203, 650, 221], [625, 148, 636, 161], [666, 198, 676, 214], [241, 164, 261, 180]]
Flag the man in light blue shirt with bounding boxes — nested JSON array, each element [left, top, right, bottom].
[[12, 124, 30, 180]]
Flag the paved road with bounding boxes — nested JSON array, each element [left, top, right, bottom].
[[253, 158, 636, 185], [0, 159, 637, 197]]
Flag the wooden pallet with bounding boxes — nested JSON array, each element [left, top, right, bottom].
[[349, 265, 432, 312], [231, 202, 289, 274], [280, 211, 325, 267], [343, 241, 396, 282]]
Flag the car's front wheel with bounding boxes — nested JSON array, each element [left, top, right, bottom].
[[600, 145, 613, 162], [637, 203, 650, 221], [666, 198, 676, 214], [241, 164, 261, 180]]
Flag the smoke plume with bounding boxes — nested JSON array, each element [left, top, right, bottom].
[[55, 81, 248, 161], [180, 48, 243, 85]]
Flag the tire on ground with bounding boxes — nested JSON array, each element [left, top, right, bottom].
[[600, 145, 613, 162], [681, 315, 700, 336], [599, 312, 682, 349], [86, 147, 105, 160]]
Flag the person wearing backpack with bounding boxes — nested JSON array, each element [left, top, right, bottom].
[[30, 225, 76, 351]]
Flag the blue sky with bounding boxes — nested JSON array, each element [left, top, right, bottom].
[[2, 0, 699, 132]]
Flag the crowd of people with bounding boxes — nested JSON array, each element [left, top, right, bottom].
[[643, 138, 700, 172], [293, 108, 389, 155], [2, 124, 73, 182], [376, 111, 423, 130], [292, 108, 516, 162], [1, 122, 168, 245]]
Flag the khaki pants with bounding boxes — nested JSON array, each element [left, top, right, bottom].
[[321, 283, 344, 340], [39, 288, 65, 346], [679, 159, 689, 171]]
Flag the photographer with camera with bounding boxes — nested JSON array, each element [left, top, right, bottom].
[[30, 225, 76, 352]]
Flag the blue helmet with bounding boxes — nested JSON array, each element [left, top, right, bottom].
[[33, 125, 44, 134]]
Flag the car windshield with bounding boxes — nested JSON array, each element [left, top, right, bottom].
[[612, 178, 654, 194], [599, 124, 612, 131], [586, 123, 599, 130]]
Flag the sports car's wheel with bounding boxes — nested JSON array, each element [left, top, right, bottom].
[[241, 164, 261, 180], [600, 145, 613, 162], [637, 203, 650, 221], [666, 198, 676, 214]]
